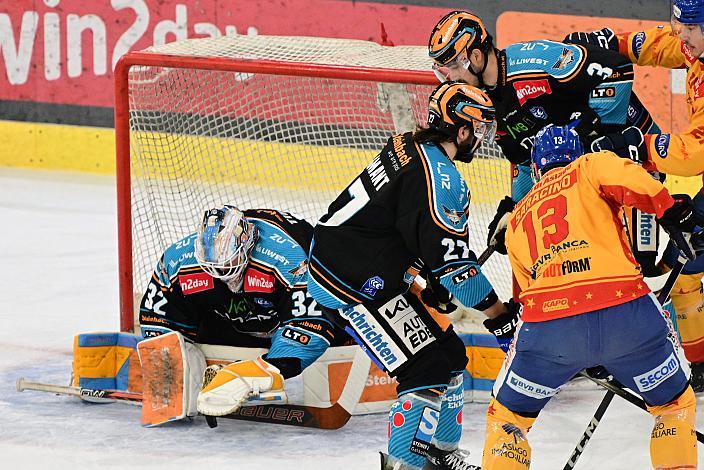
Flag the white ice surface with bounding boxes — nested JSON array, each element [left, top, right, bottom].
[[1, 168, 703, 469]]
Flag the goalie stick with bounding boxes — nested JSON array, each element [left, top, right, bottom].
[[16, 348, 371, 430], [563, 259, 687, 469]]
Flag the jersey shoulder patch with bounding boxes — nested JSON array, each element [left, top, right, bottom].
[[159, 233, 200, 286], [417, 142, 469, 234], [506, 40, 585, 81], [249, 219, 309, 288]]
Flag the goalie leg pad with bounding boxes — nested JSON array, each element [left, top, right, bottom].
[[197, 356, 284, 416], [431, 372, 464, 451], [481, 398, 534, 470], [648, 385, 697, 469], [137, 331, 206, 426], [72, 332, 142, 391], [388, 390, 442, 470]]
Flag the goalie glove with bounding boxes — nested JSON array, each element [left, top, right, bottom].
[[591, 126, 647, 164], [487, 196, 515, 255], [483, 299, 522, 353], [563, 27, 618, 51]]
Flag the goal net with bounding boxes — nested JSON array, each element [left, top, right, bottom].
[[115, 34, 512, 332]]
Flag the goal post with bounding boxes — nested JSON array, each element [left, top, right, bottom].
[[114, 34, 512, 333]]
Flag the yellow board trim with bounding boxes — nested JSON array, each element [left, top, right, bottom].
[[1, 119, 699, 198]]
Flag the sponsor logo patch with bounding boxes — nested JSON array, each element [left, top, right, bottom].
[[451, 266, 478, 284], [380, 295, 435, 353], [179, 272, 214, 295], [411, 407, 439, 455], [362, 276, 384, 297], [634, 353, 680, 392], [341, 306, 406, 371], [590, 86, 616, 99], [506, 371, 559, 399], [244, 268, 275, 293], [632, 32, 646, 59], [655, 134, 670, 158], [529, 106, 547, 119], [542, 298, 570, 312], [254, 297, 274, 308], [282, 326, 310, 345], [513, 79, 552, 106]]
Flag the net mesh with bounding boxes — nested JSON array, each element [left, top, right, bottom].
[[123, 34, 512, 324]]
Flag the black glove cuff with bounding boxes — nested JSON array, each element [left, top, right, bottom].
[[472, 290, 499, 312]]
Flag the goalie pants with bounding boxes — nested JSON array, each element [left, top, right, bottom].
[[494, 293, 689, 415]]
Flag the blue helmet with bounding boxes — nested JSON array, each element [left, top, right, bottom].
[[673, 0, 704, 24], [531, 124, 584, 181]]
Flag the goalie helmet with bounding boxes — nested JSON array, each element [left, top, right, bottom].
[[531, 124, 584, 181], [427, 82, 496, 161], [194, 205, 258, 287]]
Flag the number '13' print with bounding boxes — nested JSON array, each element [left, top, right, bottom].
[[521, 195, 569, 261]]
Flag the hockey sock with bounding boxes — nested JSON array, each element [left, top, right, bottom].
[[388, 390, 443, 470], [431, 373, 464, 451], [670, 272, 704, 363], [481, 398, 534, 470], [648, 385, 697, 469]]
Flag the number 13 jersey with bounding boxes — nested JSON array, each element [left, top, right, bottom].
[[309, 132, 497, 311], [505, 150, 674, 322]]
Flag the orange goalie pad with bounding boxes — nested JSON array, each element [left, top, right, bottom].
[[137, 332, 186, 427]]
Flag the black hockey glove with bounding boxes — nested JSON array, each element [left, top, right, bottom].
[[420, 278, 458, 315], [563, 27, 619, 51], [483, 299, 522, 353], [658, 194, 702, 262], [487, 196, 515, 255], [591, 126, 647, 163]]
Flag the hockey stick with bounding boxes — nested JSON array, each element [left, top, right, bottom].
[[477, 244, 497, 267], [563, 260, 686, 469], [16, 348, 371, 430], [579, 372, 704, 444]]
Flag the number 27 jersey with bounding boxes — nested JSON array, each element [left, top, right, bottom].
[[505, 151, 674, 322]]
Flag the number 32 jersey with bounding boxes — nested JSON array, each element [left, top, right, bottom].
[[505, 151, 674, 322], [309, 132, 496, 310], [139, 209, 328, 342]]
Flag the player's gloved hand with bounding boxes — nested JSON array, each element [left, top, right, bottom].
[[563, 27, 618, 51], [658, 194, 702, 261], [420, 281, 458, 315], [591, 126, 647, 164], [483, 299, 522, 352], [487, 196, 515, 255]]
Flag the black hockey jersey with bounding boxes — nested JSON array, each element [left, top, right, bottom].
[[139, 209, 330, 345], [490, 40, 658, 164], [308, 132, 495, 311]]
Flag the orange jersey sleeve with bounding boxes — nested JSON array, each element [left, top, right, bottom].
[[505, 151, 674, 322], [618, 26, 704, 177]]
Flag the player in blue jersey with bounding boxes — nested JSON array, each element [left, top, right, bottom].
[[429, 11, 664, 277], [308, 82, 521, 470], [138, 206, 347, 418]]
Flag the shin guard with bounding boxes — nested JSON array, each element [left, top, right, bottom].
[[648, 386, 697, 469], [481, 398, 534, 470], [388, 391, 443, 470], [431, 373, 464, 451]]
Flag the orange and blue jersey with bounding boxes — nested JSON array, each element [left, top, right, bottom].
[[617, 25, 704, 177], [505, 151, 674, 322]]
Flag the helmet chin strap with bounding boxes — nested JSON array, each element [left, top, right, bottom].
[[466, 47, 491, 89]]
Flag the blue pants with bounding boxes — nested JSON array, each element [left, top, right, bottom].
[[495, 294, 690, 414]]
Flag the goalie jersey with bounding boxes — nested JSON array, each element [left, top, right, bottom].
[[309, 132, 496, 311], [505, 151, 674, 322], [139, 209, 333, 346]]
